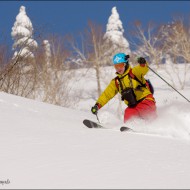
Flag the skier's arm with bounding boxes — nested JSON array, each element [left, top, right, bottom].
[[95, 79, 119, 108], [132, 57, 149, 82]]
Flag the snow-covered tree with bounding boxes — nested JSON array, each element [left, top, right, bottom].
[[103, 6, 131, 63], [11, 6, 38, 59], [43, 40, 51, 67]]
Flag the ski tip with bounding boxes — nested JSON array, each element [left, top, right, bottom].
[[83, 119, 93, 128], [120, 126, 127, 132], [120, 126, 133, 132], [83, 119, 103, 129]]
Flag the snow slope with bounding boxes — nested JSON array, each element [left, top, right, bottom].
[[1, 90, 190, 189]]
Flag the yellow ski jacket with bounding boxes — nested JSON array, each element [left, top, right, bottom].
[[96, 63, 155, 108]]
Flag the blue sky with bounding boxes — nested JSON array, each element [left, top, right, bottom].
[[0, 1, 190, 47]]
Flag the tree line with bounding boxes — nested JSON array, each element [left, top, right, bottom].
[[0, 6, 189, 108]]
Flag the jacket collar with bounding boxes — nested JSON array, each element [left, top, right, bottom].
[[116, 66, 131, 78]]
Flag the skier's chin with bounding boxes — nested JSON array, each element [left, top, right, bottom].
[[117, 70, 124, 74]]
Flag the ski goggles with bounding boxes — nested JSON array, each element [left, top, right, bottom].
[[114, 63, 125, 70]]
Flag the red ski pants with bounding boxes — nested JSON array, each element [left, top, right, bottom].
[[124, 99, 157, 123]]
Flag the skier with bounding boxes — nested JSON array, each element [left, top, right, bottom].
[[91, 53, 157, 123]]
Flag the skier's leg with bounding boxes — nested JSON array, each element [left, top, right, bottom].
[[124, 107, 139, 123], [124, 99, 156, 123], [136, 99, 157, 119]]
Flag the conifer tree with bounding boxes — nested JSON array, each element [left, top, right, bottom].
[[104, 6, 131, 61], [11, 6, 38, 59]]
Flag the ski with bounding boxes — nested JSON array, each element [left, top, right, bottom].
[[83, 120, 156, 136], [83, 119, 105, 129], [83, 119, 134, 132], [120, 126, 134, 132]]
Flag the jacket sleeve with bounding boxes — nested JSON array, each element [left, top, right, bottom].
[[132, 62, 149, 83], [96, 79, 118, 108]]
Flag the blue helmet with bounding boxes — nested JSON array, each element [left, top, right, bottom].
[[113, 53, 129, 65]]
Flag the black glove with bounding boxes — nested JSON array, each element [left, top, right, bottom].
[[91, 104, 99, 115], [137, 57, 146, 64]]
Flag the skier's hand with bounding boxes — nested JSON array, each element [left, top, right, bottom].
[[137, 57, 146, 65], [91, 104, 99, 115]]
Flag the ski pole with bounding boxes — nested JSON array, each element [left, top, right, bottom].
[[95, 113, 100, 123], [148, 66, 190, 103]]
